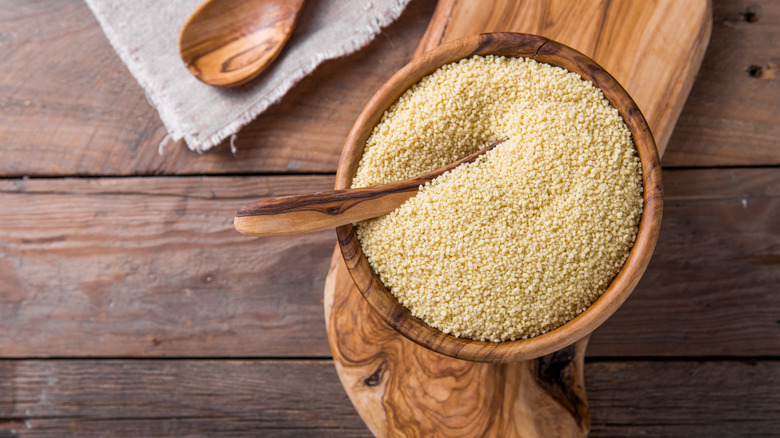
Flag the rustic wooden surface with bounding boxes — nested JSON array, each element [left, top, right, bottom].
[[1, 169, 776, 358], [0, 0, 778, 436]]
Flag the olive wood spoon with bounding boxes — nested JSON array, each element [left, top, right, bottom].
[[234, 141, 504, 237], [179, 0, 305, 87]]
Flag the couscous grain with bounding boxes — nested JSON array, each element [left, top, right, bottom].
[[352, 56, 643, 342]]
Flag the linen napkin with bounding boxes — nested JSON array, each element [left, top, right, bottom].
[[85, 0, 411, 152]]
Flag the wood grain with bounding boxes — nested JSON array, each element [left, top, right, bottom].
[[587, 360, 780, 437], [179, 0, 305, 87], [0, 176, 337, 358], [0, 359, 777, 437], [0, 169, 777, 358], [0, 360, 368, 437], [327, 254, 591, 437], [0, 0, 779, 177]]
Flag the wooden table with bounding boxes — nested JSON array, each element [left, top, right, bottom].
[[1, 0, 778, 436]]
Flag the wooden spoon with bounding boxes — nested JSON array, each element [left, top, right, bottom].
[[179, 0, 305, 87], [234, 140, 504, 237]]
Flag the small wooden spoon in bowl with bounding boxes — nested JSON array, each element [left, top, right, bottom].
[[234, 141, 503, 237], [179, 0, 305, 87]]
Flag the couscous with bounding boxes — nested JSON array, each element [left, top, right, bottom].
[[352, 55, 643, 342]]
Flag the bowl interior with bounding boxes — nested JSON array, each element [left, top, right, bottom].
[[335, 33, 663, 363]]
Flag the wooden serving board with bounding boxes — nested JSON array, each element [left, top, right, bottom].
[[325, 0, 711, 436]]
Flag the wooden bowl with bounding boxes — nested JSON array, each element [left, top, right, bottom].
[[335, 33, 663, 363]]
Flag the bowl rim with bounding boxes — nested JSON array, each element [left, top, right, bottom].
[[335, 32, 663, 363]]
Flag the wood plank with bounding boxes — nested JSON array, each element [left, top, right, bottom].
[[0, 0, 779, 177], [0, 169, 777, 357], [0, 360, 368, 437], [0, 176, 337, 358], [664, 0, 780, 167], [586, 360, 780, 437], [0, 359, 777, 437]]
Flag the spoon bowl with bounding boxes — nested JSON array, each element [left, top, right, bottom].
[[179, 0, 304, 87], [335, 33, 664, 363]]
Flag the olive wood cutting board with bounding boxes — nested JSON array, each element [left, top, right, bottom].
[[324, 0, 711, 436]]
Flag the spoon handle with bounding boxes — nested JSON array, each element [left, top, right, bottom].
[[234, 140, 503, 237]]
